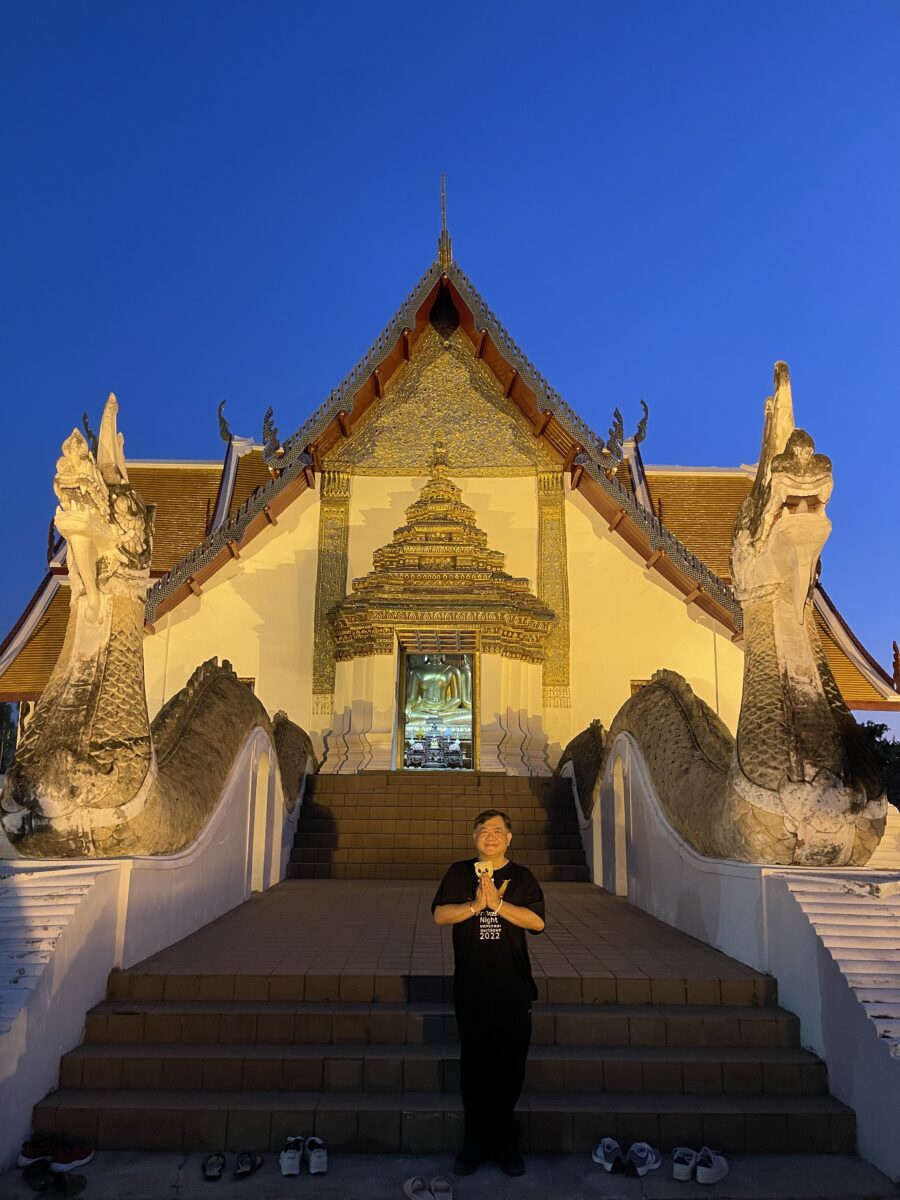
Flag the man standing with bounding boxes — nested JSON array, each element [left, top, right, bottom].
[[432, 809, 545, 1177]]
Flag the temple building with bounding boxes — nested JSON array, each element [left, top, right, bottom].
[[3, 221, 900, 1184], [1, 235, 897, 773]]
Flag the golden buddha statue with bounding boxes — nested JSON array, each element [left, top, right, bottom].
[[404, 654, 473, 729]]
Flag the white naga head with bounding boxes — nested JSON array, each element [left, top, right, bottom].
[[731, 363, 833, 624]]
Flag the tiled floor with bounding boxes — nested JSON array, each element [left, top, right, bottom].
[[126, 881, 766, 1003]]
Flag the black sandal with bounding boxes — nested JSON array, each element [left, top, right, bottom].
[[23, 1161, 53, 1192], [51, 1174, 86, 1196], [201, 1153, 226, 1181], [233, 1152, 263, 1180]]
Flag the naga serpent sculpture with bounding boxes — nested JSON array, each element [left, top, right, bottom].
[[1, 394, 315, 857], [560, 364, 886, 866]]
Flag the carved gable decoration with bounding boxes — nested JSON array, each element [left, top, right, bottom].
[[326, 326, 557, 475], [328, 450, 556, 662]]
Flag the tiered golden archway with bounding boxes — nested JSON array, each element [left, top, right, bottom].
[[327, 443, 556, 663]]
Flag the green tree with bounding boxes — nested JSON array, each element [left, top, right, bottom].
[[0, 702, 17, 773], [858, 721, 900, 810]]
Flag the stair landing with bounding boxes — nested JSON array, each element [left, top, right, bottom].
[[107, 880, 771, 1006]]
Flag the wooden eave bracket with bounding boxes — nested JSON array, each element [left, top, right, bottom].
[[607, 507, 627, 533], [645, 549, 664, 571], [563, 444, 583, 472], [226, 540, 241, 561], [504, 369, 519, 400], [187, 576, 202, 597], [683, 585, 703, 606], [263, 505, 278, 526], [476, 329, 487, 360], [401, 329, 411, 360], [302, 464, 316, 489], [533, 410, 552, 438], [337, 411, 352, 437], [571, 463, 585, 488]]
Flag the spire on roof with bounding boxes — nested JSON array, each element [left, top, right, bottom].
[[437, 174, 452, 268]]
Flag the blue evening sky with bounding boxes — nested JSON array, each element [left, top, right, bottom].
[[1, 2, 898, 722]]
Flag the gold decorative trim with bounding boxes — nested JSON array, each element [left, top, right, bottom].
[[312, 471, 352, 698], [538, 472, 571, 707], [311, 692, 334, 717], [325, 326, 557, 477], [329, 453, 555, 665]]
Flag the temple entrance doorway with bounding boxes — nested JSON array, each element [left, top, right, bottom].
[[399, 649, 475, 770]]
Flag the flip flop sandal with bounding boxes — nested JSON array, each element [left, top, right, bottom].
[[233, 1152, 264, 1180], [429, 1177, 454, 1200], [202, 1153, 226, 1181], [51, 1175, 86, 1197], [403, 1179, 436, 1200], [23, 1161, 53, 1192]]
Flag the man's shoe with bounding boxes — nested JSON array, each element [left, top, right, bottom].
[[592, 1137, 624, 1173], [696, 1147, 729, 1184], [498, 1152, 526, 1177], [278, 1137, 304, 1176], [624, 1141, 661, 1178], [451, 1150, 482, 1177]]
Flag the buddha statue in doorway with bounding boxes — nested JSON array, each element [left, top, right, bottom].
[[405, 654, 473, 729]]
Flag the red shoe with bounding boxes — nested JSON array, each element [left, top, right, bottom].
[[17, 1132, 55, 1167], [49, 1146, 94, 1174]]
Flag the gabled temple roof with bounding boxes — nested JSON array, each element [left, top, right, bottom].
[[142, 256, 741, 637], [1, 249, 897, 710]]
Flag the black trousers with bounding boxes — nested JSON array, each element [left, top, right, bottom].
[[455, 989, 533, 1158]]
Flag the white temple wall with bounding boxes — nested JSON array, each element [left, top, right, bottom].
[[143, 485, 320, 738], [564, 484, 744, 736], [141, 471, 745, 768]]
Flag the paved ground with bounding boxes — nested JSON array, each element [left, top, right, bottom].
[[0, 1151, 895, 1200], [123, 880, 766, 1004]]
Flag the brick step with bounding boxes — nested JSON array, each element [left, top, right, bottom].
[[310, 773, 573, 791], [32, 1087, 854, 1154], [300, 802, 578, 819], [295, 816, 581, 836], [60, 1040, 827, 1095], [289, 848, 588, 866], [284, 862, 590, 882], [86, 1001, 792, 1045]]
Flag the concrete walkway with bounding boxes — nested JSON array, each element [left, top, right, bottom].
[[0, 1151, 895, 1200]]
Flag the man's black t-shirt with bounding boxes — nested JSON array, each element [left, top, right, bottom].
[[431, 859, 545, 1004]]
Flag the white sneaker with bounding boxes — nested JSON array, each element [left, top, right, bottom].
[[625, 1141, 662, 1177], [672, 1146, 698, 1181], [279, 1137, 304, 1176], [305, 1136, 328, 1175], [591, 1136, 624, 1173], [696, 1146, 729, 1184]]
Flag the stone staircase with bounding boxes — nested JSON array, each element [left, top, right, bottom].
[[787, 875, 900, 1056], [287, 772, 589, 882], [0, 868, 101, 1035], [35, 959, 853, 1154]]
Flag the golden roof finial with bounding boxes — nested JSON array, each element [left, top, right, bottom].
[[437, 174, 453, 268]]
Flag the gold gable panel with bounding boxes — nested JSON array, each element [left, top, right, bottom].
[[0, 586, 69, 700], [326, 325, 558, 476]]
